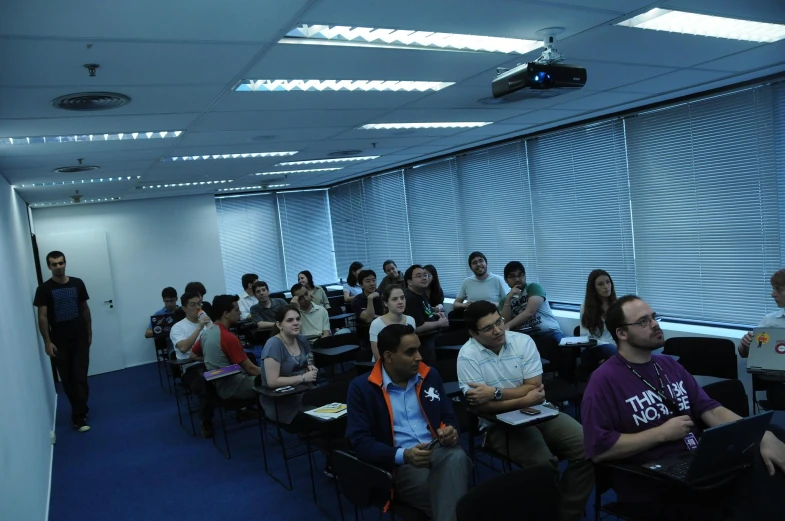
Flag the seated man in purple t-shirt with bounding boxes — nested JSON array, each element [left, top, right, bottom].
[[582, 295, 785, 518]]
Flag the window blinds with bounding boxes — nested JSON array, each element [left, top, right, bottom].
[[361, 170, 413, 274], [328, 180, 369, 281]]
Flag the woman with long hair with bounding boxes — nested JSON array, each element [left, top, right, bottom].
[[259, 305, 318, 423], [423, 264, 445, 311], [369, 285, 417, 362], [298, 270, 330, 309], [579, 269, 619, 373], [343, 261, 364, 303]]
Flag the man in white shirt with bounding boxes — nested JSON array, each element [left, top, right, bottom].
[[290, 283, 330, 343], [457, 300, 592, 521], [738, 269, 785, 409], [169, 291, 213, 437], [453, 251, 509, 310], [238, 273, 259, 321]]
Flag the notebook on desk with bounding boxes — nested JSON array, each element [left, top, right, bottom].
[[496, 404, 559, 426], [150, 314, 175, 339], [204, 364, 242, 381], [747, 328, 785, 378]]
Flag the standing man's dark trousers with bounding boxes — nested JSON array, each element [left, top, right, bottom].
[[53, 334, 90, 422]]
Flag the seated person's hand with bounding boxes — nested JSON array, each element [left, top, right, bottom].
[[739, 331, 753, 357], [302, 369, 318, 383], [655, 415, 694, 443], [188, 352, 201, 361], [465, 382, 496, 406], [760, 431, 785, 476], [437, 426, 459, 447], [525, 384, 546, 406], [436, 314, 449, 328], [403, 443, 433, 468]]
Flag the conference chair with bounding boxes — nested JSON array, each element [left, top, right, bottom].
[[663, 337, 737, 380], [447, 309, 465, 330], [433, 329, 469, 360], [456, 466, 559, 521], [332, 450, 427, 521], [701, 378, 749, 418], [312, 333, 360, 380], [205, 379, 264, 460]]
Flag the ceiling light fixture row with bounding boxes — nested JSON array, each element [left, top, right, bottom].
[[254, 167, 342, 176], [235, 79, 454, 92], [163, 151, 298, 161], [17, 176, 141, 188], [142, 180, 234, 189], [31, 197, 121, 207], [217, 184, 291, 192], [359, 122, 492, 130], [0, 131, 182, 146], [277, 156, 379, 166]]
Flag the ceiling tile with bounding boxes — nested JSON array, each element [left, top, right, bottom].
[[178, 128, 347, 147], [663, 0, 785, 24], [212, 90, 435, 112], [695, 41, 785, 72], [613, 69, 731, 94], [548, 91, 645, 110], [193, 109, 389, 132]]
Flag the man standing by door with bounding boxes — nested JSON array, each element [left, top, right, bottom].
[[34, 251, 92, 432]]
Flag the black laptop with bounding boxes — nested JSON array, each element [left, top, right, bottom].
[[150, 314, 175, 339], [641, 411, 773, 484]]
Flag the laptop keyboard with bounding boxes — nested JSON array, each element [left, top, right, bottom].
[[649, 459, 691, 480]]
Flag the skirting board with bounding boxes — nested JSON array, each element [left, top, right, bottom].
[[45, 393, 57, 521]]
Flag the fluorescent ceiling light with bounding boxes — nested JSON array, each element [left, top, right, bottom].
[[217, 184, 291, 192], [31, 197, 122, 207], [235, 80, 453, 92], [277, 156, 379, 166], [0, 131, 182, 146], [617, 8, 785, 42], [255, 167, 342, 176], [282, 24, 542, 54], [163, 152, 298, 161], [359, 122, 492, 130], [142, 180, 233, 189], [17, 176, 140, 188]]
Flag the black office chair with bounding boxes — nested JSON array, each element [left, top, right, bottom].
[[663, 337, 737, 380], [313, 333, 361, 380], [332, 450, 427, 521], [205, 380, 264, 459], [447, 309, 465, 330], [456, 466, 559, 521], [701, 378, 749, 418]]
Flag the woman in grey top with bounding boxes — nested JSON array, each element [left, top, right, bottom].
[[259, 305, 318, 423]]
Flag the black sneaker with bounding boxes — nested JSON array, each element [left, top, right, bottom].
[[73, 417, 90, 433], [323, 465, 335, 479], [201, 422, 214, 439]]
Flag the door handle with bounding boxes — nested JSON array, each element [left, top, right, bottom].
[[104, 299, 113, 308]]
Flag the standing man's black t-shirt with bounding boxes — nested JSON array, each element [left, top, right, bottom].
[[34, 277, 90, 339]]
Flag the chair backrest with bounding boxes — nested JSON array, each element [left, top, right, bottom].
[[325, 288, 344, 298], [456, 466, 559, 521], [701, 378, 749, 417], [327, 296, 346, 315], [573, 325, 580, 336], [663, 337, 738, 379], [447, 309, 466, 330], [313, 333, 360, 350], [434, 329, 470, 348], [269, 291, 287, 300], [303, 380, 350, 407], [332, 450, 392, 509], [432, 358, 458, 383]]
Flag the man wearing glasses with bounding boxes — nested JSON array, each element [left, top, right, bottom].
[[404, 265, 449, 365], [457, 301, 592, 521], [582, 295, 785, 516], [145, 286, 179, 352]]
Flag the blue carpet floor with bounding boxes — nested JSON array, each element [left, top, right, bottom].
[[50, 363, 606, 521]]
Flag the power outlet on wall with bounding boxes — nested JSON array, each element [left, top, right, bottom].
[[50, 430, 56, 445]]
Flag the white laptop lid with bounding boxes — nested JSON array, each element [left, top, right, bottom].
[[747, 328, 785, 374]]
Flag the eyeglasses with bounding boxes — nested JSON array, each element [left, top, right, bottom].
[[186, 302, 201, 309], [621, 313, 661, 328], [412, 273, 428, 279], [477, 317, 505, 334]]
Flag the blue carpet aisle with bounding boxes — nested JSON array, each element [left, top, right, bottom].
[[49, 363, 615, 521]]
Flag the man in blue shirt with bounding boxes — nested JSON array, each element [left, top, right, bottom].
[[145, 286, 179, 353], [346, 324, 470, 521]]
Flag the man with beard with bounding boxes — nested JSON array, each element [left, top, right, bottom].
[[582, 295, 785, 519], [452, 251, 508, 310], [498, 261, 563, 341]]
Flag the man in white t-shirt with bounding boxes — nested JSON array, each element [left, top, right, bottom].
[[169, 291, 213, 437], [290, 283, 330, 343], [238, 273, 259, 321], [456, 301, 592, 521], [453, 251, 509, 310]]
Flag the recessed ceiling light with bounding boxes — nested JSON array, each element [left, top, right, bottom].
[[235, 80, 454, 93], [217, 184, 291, 192], [141, 180, 233, 189], [163, 152, 298, 161], [16, 176, 140, 188], [31, 197, 122, 207], [281, 24, 543, 54], [277, 156, 379, 166], [0, 131, 182, 146], [617, 8, 785, 42], [254, 167, 342, 176], [359, 122, 492, 130]]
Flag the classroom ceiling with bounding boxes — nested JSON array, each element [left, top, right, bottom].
[[1, 0, 784, 206]]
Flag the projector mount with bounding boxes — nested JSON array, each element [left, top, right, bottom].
[[496, 29, 566, 77]]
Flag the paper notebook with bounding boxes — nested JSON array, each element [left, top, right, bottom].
[[496, 404, 559, 426], [204, 364, 242, 381], [305, 402, 348, 420], [559, 336, 594, 346]]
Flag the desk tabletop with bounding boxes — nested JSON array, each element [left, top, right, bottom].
[[434, 344, 463, 351], [329, 313, 354, 320], [254, 383, 311, 398], [312, 344, 360, 356], [165, 358, 195, 366]]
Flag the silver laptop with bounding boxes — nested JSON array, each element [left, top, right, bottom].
[[747, 327, 785, 378]]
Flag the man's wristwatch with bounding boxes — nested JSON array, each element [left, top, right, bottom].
[[493, 387, 503, 401]]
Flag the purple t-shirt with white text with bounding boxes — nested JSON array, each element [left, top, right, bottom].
[[581, 354, 720, 501]]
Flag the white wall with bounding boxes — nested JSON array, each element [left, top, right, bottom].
[[31, 194, 226, 369], [0, 173, 56, 521]]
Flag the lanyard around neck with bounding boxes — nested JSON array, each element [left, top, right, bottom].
[[616, 355, 680, 415]]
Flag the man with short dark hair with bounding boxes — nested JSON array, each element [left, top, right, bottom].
[[347, 324, 470, 521], [193, 295, 261, 402], [453, 252, 509, 310], [378, 260, 404, 295], [403, 265, 448, 365], [249, 281, 287, 329], [238, 273, 259, 320], [290, 283, 330, 342], [172, 281, 212, 322], [499, 261, 563, 341], [352, 269, 384, 324], [145, 287, 179, 350], [582, 295, 785, 517], [34, 250, 92, 432], [457, 300, 592, 521]]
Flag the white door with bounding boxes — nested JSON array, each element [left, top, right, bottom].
[[37, 230, 125, 375]]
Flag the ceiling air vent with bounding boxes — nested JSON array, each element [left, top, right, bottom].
[[51, 92, 131, 111], [54, 165, 100, 174], [327, 149, 362, 157]]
